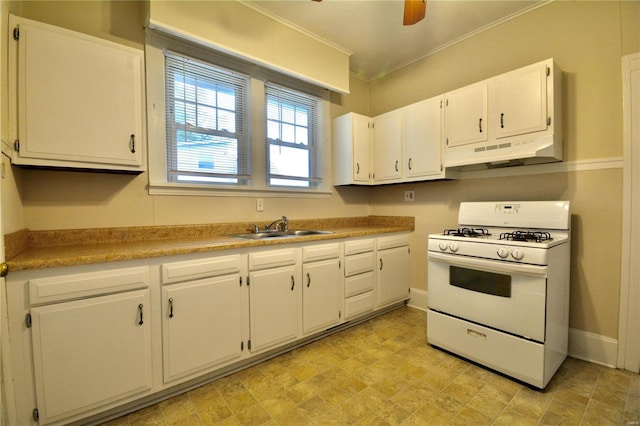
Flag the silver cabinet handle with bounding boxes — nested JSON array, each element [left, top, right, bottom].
[[395, 160, 399, 172], [408, 158, 412, 170], [129, 134, 136, 153], [379, 258, 383, 270], [356, 162, 360, 174]]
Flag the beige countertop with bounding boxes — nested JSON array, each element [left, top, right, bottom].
[[5, 216, 414, 272]]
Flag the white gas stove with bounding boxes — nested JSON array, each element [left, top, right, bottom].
[[427, 201, 571, 389]]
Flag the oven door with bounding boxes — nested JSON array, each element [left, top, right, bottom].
[[428, 251, 547, 342]]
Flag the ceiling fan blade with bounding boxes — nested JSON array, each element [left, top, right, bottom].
[[403, 0, 426, 25]]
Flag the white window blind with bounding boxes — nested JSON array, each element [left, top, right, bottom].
[[165, 51, 250, 185], [265, 83, 321, 188]]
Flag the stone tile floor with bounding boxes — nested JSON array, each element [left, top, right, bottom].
[[105, 307, 640, 425]]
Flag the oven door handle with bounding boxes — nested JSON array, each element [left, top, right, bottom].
[[428, 252, 547, 277]]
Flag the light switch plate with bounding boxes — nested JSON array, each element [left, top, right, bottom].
[[256, 198, 264, 211]]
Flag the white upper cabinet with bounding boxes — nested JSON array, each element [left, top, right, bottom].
[[401, 96, 445, 180], [373, 110, 402, 183], [9, 15, 145, 172], [333, 112, 372, 185], [444, 81, 488, 148], [490, 60, 549, 139]]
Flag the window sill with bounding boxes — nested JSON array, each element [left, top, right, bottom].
[[148, 183, 333, 198]]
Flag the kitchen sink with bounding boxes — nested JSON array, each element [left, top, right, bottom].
[[232, 230, 334, 240]]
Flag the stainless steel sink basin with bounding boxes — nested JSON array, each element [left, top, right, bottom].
[[232, 230, 334, 240]]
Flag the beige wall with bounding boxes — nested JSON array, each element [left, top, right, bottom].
[[2, 1, 638, 340], [367, 1, 639, 339]]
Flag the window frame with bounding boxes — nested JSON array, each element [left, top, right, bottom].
[[146, 31, 332, 197]]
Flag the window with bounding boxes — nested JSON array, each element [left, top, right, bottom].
[[266, 83, 320, 188], [164, 52, 250, 185], [146, 33, 330, 196]]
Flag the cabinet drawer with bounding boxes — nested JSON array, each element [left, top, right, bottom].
[[29, 266, 149, 305], [344, 252, 375, 277], [162, 254, 243, 284], [427, 310, 546, 388], [344, 291, 374, 320], [302, 243, 341, 263], [377, 234, 410, 250], [249, 248, 298, 271], [345, 271, 374, 298], [344, 239, 375, 256]]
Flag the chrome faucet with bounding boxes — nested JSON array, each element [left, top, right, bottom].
[[265, 216, 289, 232]]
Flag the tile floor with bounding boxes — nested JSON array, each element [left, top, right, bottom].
[[104, 307, 640, 425]]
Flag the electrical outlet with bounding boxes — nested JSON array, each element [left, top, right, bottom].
[[404, 190, 415, 202], [256, 198, 264, 212]]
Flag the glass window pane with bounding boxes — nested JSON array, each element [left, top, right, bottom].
[[267, 98, 280, 120], [197, 84, 217, 107], [281, 123, 295, 143], [218, 109, 236, 132], [269, 145, 309, 178], [295, 107, 308, 126], [197, 105, 217, 129], [281, 103, 295, 124], [267, 120, 280, 140], [295, 126, 308, 145], [218, 87, 236, 111]]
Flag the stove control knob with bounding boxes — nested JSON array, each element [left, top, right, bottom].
[[449, 242, 459, 253], [438, 241, 449, 251], [497, 247, 510, 259], [511, 249, 525, 261]]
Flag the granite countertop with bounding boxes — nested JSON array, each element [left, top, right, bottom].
[[4, 216, 414, 272]]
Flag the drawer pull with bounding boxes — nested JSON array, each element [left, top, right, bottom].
[[467, 329, 486, 340]]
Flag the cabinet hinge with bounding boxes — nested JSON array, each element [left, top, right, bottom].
[[546, 66, 550, 77], [248, 340, 251, 350], [547, 117, 551, 126], [13, 27, 19, 41], [14, 140, 20, 152], [32, 408, 39, 422], [25, 313, 32, 328]]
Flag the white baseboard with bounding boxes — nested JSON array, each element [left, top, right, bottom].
[[568, 328, 618, 368], [408, 288, 427, 311], [408, 288, 618, 368]]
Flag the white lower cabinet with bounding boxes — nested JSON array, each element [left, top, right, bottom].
[[31, 290, 152, 424], [161, 254, 248, 384], [377, 235, 411, 308], [248, 248, 301, 355], [302, 243, 343, 335]]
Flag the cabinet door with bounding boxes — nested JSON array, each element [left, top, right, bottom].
[[249, 265, 300, 354], [377, 246, 410, 308], [373, 110, 402, 182], [162, 275, 244, 383], [11, 16, 144, 171], [444, 81, 488, 148], [30, 290, 152, 424], [302, 258, 342, 335], [402, 96, 443, 179], [352, 114, 372, 183], [333, 113, 371, 185], [492, 61, 548, 139]]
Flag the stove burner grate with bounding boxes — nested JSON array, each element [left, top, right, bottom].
[[444, 227, 491, 238], [499, 230, 552, 243]]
